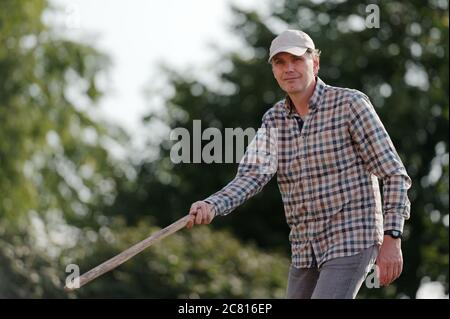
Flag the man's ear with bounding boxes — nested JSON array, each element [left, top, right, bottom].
[[313, 56, 320, 76]]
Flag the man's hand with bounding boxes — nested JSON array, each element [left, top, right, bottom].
[[186, 201, 215, 229], [376, 235, 403, 286]]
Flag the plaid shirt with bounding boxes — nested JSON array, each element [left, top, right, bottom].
[[204, 77, 411, 268]]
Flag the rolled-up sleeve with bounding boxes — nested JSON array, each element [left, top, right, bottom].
[[348, 93, 411, 232]]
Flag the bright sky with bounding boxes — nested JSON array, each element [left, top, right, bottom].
[[45, 0, 266, 149]]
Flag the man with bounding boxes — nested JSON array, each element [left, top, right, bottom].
[[186, 30, 411, 299]]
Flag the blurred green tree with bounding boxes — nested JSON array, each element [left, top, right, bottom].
[[0, 0, 127, 296], [116, 0, 449, 298], [0, 0, 290, 298], [68, 218, 288, 298]]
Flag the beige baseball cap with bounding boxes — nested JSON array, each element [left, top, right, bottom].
[[268, 29, 315, 62]]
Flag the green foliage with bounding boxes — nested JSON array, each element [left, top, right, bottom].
[[0, 0, 291, 298], [66, 219, 288, 298], [0, 0, 125, 296], [0, 0, 122, 227], [1, 217, 288, 298]]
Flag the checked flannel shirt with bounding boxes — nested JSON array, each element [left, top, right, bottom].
[[204, 77, 411, 268]]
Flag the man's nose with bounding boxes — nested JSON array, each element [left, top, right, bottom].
[[284, 61, 295, 72]]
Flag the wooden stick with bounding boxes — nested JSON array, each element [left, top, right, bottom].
[[64, 215, 191, 292]]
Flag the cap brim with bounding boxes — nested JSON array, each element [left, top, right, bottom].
[[268, 47, 308, 63]]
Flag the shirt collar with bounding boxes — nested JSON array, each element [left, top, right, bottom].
[[283, 77, 326, 117]]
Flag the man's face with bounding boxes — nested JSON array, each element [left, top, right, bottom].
[[271, 51, 319, 95]]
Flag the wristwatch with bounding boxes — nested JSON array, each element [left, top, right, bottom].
[[384, 229, 403, 239]]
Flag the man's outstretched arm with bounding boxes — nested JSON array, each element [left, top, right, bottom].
[[187, 117, 278, 227]]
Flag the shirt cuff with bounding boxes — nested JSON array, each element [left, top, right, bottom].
[[203, 199, 219, 217], [383, 212, 405, 232]]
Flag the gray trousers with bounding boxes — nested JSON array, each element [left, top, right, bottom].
[[286, 245, 379, 299]]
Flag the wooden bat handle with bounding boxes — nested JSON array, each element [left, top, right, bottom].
[[64, 215, 191, 292]]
